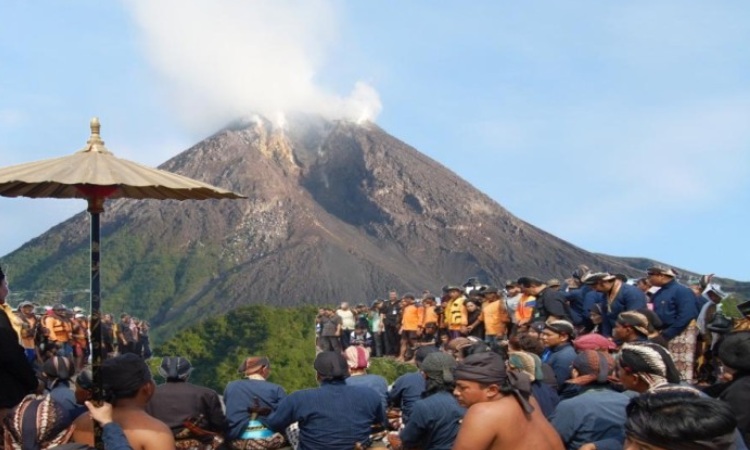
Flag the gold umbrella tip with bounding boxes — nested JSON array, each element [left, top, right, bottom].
[[81, 116, 110, 154], [90, 117, 101, 135]]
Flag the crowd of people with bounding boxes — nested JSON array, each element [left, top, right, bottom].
[[0, 281, 152, 374], [2, 263, 750, 449]]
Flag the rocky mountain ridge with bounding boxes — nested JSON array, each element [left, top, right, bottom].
[[4, 114, 745, 340]]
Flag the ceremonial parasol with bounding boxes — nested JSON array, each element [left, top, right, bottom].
[[0, 117, 245, 447]]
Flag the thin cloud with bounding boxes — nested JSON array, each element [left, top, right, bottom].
[[125, 0, 382, 132]]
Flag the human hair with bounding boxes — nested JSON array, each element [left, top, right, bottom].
[[625, 390, 737, 449], [517, 333, 544, 356], [517, 277, 543, 288]]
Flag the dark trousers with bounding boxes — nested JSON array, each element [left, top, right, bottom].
[[384, 324, 400, 356], [373, 332, 385, 357], [320, 336, 342, 353], [340, 329, 353, 349]]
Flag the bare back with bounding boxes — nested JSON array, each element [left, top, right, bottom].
[[452, 396, 563, 450], [72, 408, 176, 450]]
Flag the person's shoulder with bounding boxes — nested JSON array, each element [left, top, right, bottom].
[[365, 374, 389, 386], [345, 382, 383, 398], [464, 401, 506, 422], [73, 411, 94, 432], [395, 371, 421, 382], [186, 382, 221, 396]]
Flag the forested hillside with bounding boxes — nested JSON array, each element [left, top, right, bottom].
[[151, 304, 415, 393]]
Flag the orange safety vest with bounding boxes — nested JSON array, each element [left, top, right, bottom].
[[445, 296, 467, 330], [44, 316, 72, 343], [16, 313, 37, 349]]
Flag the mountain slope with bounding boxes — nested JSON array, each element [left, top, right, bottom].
[[0, 114, 687, 340]]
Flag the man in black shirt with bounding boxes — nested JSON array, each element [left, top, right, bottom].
[[517, 277, 571, 323], [381, 290, 401, 357]]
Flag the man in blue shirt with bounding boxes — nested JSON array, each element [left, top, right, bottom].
[[263, 351, 386, 450], [389, 346, 438, 424], [647, 266, 700, 381], [223, 356, 286, 442], [541, 320, 577, 391], [391, 352, 465, 450], [583, 273, 647, 336]]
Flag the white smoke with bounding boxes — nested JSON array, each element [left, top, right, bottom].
[[125, 0, 382, 131]]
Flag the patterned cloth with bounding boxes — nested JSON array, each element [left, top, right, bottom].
[[667, 321, 698, 382], [2, 394, 74, 450], [228, 433, 287, 450]]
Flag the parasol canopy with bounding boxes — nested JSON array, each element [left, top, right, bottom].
[[0, 117, 245, 449], [0, 117, 244, 202]]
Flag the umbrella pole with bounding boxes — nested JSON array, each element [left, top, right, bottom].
[[88, 196, 105, 450]]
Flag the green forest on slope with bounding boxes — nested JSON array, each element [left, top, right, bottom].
[[150, 304, 416, 394]]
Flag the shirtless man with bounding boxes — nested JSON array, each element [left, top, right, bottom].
[[72, 353, 175, 450], [451, 352, 563, 450]]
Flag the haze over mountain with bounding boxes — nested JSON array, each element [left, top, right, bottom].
[[3, 114, 746, 340]]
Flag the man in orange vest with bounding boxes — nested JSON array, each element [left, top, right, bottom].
[[443, 285, 468, 339], [478, 287, 510, 347], [43, 304, 73, 357], [15, 301, 40, 364], [399, 294, 424, 361]]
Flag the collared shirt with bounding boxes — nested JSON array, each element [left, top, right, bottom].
[[263, 380, 386, 450], [592, 283, 647, 336], [652, 279, 700, 340], [399, 391, 465, 450]]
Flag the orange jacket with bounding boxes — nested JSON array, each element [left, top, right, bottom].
[[482, 299, 510, 336], [422, 306, 439, 327], [401, 304, 424, 331]]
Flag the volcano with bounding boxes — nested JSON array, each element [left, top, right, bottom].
[[0, 114, 679, 339]]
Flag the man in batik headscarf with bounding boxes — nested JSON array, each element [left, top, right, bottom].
[[451, 352, 563, 450]]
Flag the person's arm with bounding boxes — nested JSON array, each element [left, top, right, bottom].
[[398, 402, 427, 448], [205, 392, 227, 433], [451, 404, 498, 450], [549, 401, 577, 448], [262, 395, 295, 433], [469, 312, 484, 331]]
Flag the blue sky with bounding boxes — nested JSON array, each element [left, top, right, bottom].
[[1, 1, 748, 281]]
